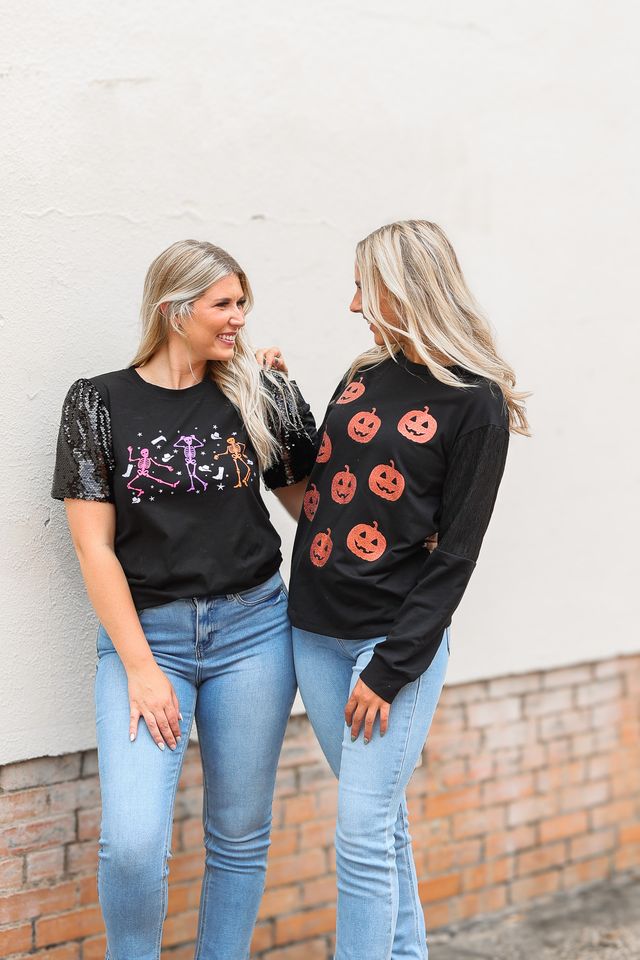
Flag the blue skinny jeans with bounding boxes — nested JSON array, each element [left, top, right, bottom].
[[95, 571, 295, 960], [292, 625, 450, 959]]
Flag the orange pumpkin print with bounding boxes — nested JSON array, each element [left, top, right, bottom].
[[337, 377, 366, 404], [368, 460, 405, 501], [346, 520, 387, 562], [331, 465, 357, 504], [310, 528, 333, 567], [316, 430, 332, 462], [397, 405, 438, 444], [303, 483, 320, 521], [347, 407, 381, 444]]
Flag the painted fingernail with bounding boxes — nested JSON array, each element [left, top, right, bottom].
[[364, 737, 369, 745], [177, 735, 182, 742], [130, 733, 135, 742], [158, 742, 165, 751], [179, 713, 183, 721], [351, 735, 357, 742]]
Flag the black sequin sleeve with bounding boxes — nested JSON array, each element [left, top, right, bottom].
[[261, 373, 318, 489], [51, 378, 115, 502]]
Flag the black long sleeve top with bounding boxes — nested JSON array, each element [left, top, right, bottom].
[[287, 352, 509, 702]]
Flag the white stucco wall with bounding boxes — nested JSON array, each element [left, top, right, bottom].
[[1, 1, 638, 764]]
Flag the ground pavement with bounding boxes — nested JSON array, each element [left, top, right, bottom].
[[430, 874, 640, 960]]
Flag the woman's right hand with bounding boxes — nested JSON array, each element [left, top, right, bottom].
[[127, 660, 182, 750]]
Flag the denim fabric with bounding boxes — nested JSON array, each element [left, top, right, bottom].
[[292, 625, 450, 959], [95, 571, 296, 960]]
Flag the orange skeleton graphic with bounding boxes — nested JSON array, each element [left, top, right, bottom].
[[213, 437, 252, 489]]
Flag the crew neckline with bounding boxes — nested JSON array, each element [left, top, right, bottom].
[[397, 350, 463, 377], [126, 366, 212, 397]]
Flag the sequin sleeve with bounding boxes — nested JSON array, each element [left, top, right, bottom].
[[261, 373, 318, 489], [51, 378, 115, 502]]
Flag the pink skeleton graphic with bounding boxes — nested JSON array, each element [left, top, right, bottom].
[[173, 435, 208, 492], [126, 447, 180, 497]]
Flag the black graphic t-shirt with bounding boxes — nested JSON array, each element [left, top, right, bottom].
[[52, 367, 316, 610], [288, 352, 510, 702]]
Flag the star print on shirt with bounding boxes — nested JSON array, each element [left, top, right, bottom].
[[218, 484, 225, 490]]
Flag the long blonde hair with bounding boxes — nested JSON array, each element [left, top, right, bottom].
[[350, 220, 530, 435], [131, 239, 297, 469]]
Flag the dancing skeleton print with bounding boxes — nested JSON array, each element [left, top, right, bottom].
[[123, 426, 255, 502], [173, 435, 209, 492], [214, 437, 253, 489], [126, 447, 179, 498]]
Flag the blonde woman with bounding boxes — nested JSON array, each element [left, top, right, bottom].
[[286, 221, 529, 958], [51, 240, 315, 960]]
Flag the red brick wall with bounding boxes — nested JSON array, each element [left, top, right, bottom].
[[1, 653, 639, 959]]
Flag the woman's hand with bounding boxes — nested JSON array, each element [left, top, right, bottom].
[[127, 660, 182, 750], [255, 346, 288, 374], [345, 678, 391, 743]]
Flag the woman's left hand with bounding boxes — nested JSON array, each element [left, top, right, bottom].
[[255, 346, 288, 374], [345, 678, 391, 743]]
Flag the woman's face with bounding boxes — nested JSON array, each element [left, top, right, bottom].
[[179, 274, 247, 362], [350, 264, 396, 347]]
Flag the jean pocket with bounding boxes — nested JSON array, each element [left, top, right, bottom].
[[233, 577, 286, 607]]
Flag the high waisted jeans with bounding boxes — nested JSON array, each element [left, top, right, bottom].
[[95, 571, 296, 960], [292, 625, 450, 960]]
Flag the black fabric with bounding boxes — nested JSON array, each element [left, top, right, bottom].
[[288, 353, 509, 701], [359, 424, 509, 701], [262, 379, 318, 490], [52, 367, 316, 611], [51, 378, 115, 502]]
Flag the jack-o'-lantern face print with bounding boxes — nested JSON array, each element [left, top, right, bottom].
[[303, 483, 320, 521], [310, 528, 333, 567], [316, 430, 332, 462], [368, 460, 405, 502], [331, 465, 357, 504], [347, 408, 381, 444], [397, 406, 438, 444], [337, 377, 366, 404], [346, 521, 387, 562]]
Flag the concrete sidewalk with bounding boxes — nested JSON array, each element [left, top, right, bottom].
[[430, 874, 640, 960]]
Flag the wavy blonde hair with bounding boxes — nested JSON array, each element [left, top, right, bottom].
[[131, 239, 296, 469], [350, 220, 530, 435]]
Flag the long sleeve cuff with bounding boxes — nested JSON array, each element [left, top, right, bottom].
[[359, 549, 474, 701]]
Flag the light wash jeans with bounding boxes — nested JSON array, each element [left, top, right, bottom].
[[95, 571, 296, 960], [292, 625, 450, 960]]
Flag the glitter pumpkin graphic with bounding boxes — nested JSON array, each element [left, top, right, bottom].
[[336, 377, 366, 404], [347, 408, 381, 444], [346, 520, 387, 562], [368, 460, 405, 502], [303, 483, 320, 521], [310, 528, 333, 567], [397, 406, 438, 444], [316, 430, 332, 463], [331, 465, 357, 504]]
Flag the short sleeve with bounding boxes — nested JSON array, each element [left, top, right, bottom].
[[51, 378, 115, 502], [261, 373, 318, 489]]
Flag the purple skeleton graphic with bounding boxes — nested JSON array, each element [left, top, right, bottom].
[[173, 435, 208, 492], [126, 447, 179, 497]]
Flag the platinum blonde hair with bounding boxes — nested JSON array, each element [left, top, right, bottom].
[[350, 220, 530, 435], [131, 239, 296, 470]]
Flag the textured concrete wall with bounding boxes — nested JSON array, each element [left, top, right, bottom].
[[1, 1, 639, 763]]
